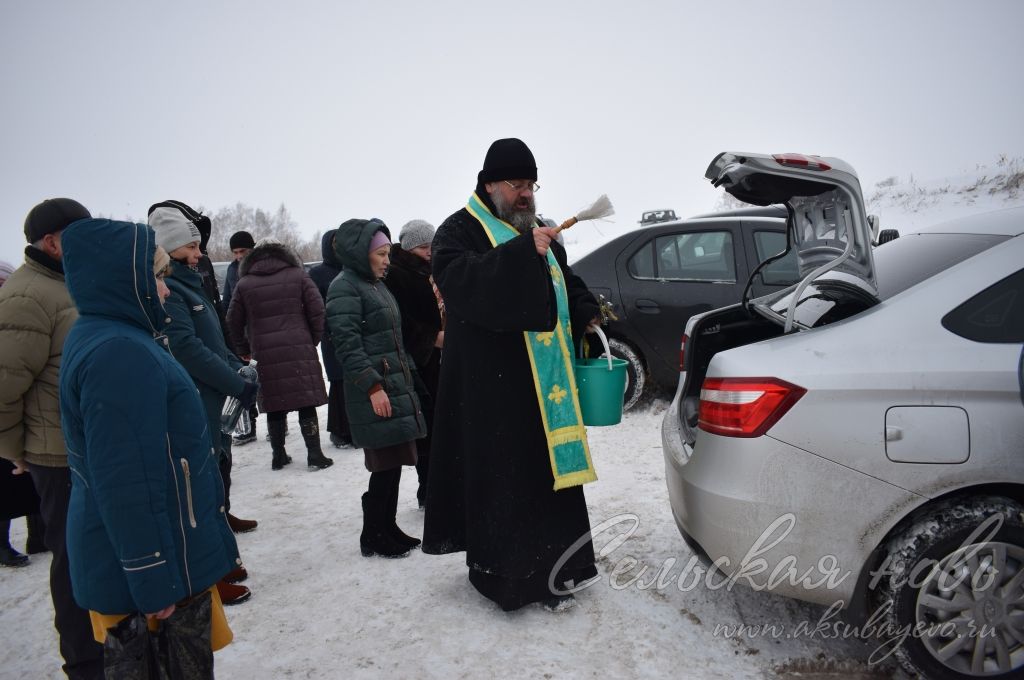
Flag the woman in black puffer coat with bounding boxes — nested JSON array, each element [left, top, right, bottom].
[[383, 220, 443, 509], [326, 219, 426, 558], [307, 230, 351, 448]]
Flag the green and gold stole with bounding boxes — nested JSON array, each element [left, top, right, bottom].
[[466, 193, 597, 490]]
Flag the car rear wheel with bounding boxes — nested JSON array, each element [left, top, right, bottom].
[[599, 338, 647, 411], [879, 496, 1024, 679]]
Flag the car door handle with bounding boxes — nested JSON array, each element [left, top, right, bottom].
[[635, 299, 660, 313]]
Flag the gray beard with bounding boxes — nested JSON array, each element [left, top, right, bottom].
[[490, 187, 537, 233]]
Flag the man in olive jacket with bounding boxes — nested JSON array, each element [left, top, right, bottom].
[[0, 198, 103, 679]]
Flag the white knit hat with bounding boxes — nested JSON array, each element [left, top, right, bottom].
[[148, 206, 201, 253]]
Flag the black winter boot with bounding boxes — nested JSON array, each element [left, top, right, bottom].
[[300, 415, 334, 470], [267, 418, 292, 470], [385, 468, 420, 549], [360, 492, 410, 558], [25, 513, 48, 555], [0, 520, 29, 568]]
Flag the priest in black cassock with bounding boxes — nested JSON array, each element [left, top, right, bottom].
[[422, 138, 601, 611]]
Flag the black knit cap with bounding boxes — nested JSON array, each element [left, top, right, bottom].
[[24, 198, 91, 243], [229, 231, 256, 250], [477, 138, 537, 184]]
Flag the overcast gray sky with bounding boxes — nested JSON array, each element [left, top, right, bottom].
[[2, 0, 1022, 264]]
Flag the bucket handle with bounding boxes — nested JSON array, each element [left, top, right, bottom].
[[590, 325, 614, 371]]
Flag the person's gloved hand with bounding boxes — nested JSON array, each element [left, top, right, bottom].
[[238, 380, 259, 409]]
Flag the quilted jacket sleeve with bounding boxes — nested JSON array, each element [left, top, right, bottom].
[[225, 282, 250, 357], [302, 273, 326, 347], [326, 277, 381, 394], [162, 289, 244, 398], [0, 292, 51, 462]]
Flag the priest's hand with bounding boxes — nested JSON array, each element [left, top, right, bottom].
[[586, 317, 601, 333], [533, 227, 557, 257]]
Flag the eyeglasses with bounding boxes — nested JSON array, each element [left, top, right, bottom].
[[503, 180, 540, 193], [155, 264, 172, 280]]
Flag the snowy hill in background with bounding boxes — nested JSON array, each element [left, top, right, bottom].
[[866, 154, 1024, 234]]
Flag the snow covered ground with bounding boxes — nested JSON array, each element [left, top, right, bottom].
[[3, 402, 900, 680]]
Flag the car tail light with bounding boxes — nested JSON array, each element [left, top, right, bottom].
[[772, 153, 831, 171], [698, 378, 806, 438], [678, 334, 688, 371]]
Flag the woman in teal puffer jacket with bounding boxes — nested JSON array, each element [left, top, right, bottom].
[[148, 200, 259, 605], [326, 218, 426, 558], [59, 219, 239, 639]]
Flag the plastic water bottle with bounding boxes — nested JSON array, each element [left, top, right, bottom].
[[234, 408, 252, 437], [221, 363, 258, 434]]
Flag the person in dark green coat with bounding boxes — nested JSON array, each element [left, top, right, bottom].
[[149, 202, 259, 605], [326, 218, 426, 558]]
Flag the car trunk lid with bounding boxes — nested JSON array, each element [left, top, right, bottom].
[[706, 152, 878, 331], [676, 152, 880, 446]]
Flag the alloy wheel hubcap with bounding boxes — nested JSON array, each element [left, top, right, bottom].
[[915, 541, 1024, 675]]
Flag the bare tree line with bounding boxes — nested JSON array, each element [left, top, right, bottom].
[[202, 203, 323, 262], [101, 203, 325, 263]]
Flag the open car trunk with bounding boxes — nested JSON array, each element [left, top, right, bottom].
[[676, 276, 880, 446], [676, 152, 881, 446], [707, 152, 878, 329], [676, 305, 783, 446]]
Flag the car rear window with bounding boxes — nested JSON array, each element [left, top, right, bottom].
[[873, 232, 1009, 300], [627, 241, 655, 278]]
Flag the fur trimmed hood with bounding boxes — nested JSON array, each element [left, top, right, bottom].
[[240, 241, 303, 277]]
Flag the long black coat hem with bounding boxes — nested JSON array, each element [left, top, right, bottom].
[[468, 562, 599, 611]]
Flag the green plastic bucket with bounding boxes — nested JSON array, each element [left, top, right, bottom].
[[575, 327, 628, 426]]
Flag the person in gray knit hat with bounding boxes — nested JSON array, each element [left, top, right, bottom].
[[147, 201, 258, 605], [148, 205, 203, 254], [385, 219, 441, 509], [399, 219, 435, 253]]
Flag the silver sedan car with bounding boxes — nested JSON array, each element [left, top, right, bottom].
[[662, 152, 1024, 680]]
